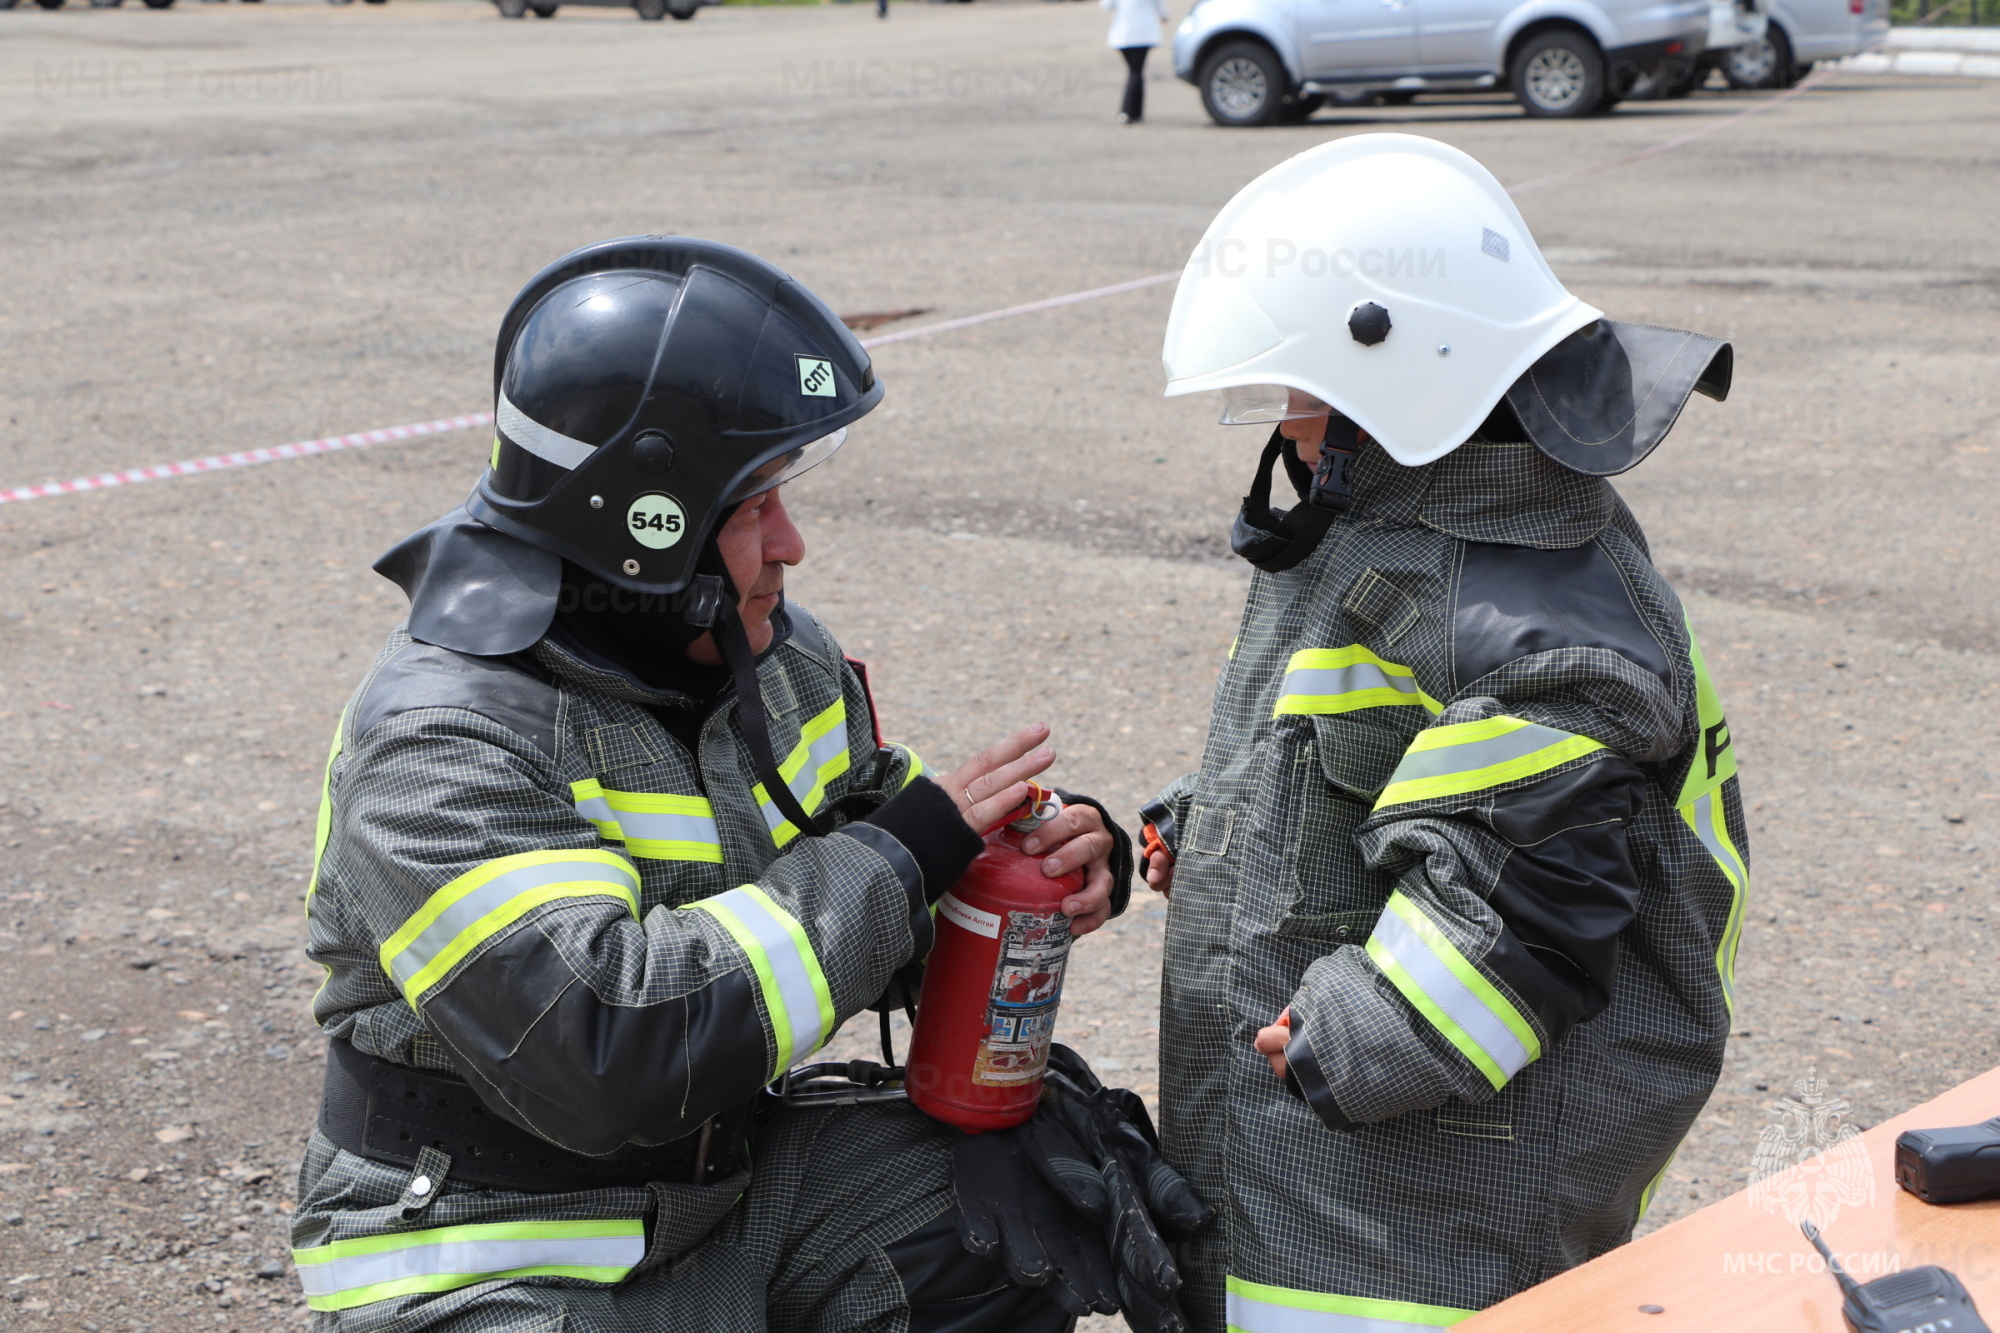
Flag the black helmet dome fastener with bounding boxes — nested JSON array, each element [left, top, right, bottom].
[[469, 235, 882, 598]]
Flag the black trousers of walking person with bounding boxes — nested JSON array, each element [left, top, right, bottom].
[[1120, 46, 1150, 121]]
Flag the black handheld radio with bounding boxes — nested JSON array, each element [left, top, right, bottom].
[[1896, 1118, 2000, 1205], [1801, 1220, 1989, 1333]]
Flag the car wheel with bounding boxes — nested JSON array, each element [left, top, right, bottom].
[[1378, 89, 1418, 105], [634, 0, 668, 18], [34, 0, 63, 9], [530, 2, 556, 13], [1724, 25, 1791, 88], [140, 0, 175, 8], [1510, 29, 1605, 118], [496, 0, 526, 14], [668, 1, 697, 15], [1199, 40, 1288, 127]]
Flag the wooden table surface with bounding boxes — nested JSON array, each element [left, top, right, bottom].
[[1460, 1067, 2000, 1330]]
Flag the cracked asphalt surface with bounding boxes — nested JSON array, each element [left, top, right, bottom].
[[1, 1, 1996, 1327]]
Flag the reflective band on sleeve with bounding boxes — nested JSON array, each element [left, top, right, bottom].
[[1375, 715, 1605, 809], [685, 884, 835, 1079], [753, 699, 853, 847], [570, 780, 723, 863], [379, 850, 641, 1007], [1225, 1276, 1473, 1333], [1365, 892, 1540, 1091], [304, 707, 346, 910], [897, 745, 926, 789], [1683, 789, 1749, 1017], [1272, 647, 1442, 718], [293, 1218, 644, 1313], [495, 391, 596, 471]]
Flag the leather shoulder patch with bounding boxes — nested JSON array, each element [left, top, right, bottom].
[[1453, 539, 1671, 689], [351, 641, 561, 759]]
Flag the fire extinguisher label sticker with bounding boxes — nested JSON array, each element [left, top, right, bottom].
[[938, 892, 1001, 939], [973, 909, 1072, 1086]]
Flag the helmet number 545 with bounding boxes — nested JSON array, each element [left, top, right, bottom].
[[626, 493, 688, 550]]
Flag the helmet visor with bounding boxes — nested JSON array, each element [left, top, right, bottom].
[[723, 427, 848, 504], [1218, 385, 1332, 425]]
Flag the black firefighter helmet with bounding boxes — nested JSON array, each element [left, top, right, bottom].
[[467, 235, 882, 605]]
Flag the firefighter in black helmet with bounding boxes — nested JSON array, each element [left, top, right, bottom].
[[290, 237, 1208, 1331]]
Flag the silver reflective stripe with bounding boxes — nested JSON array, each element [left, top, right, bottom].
[[1384, 720, 1577, 787], [385, 859, 632, 996], [707, 887, 830, 1059], [496, 392, 596, 471], [1371, 902, 1534, 1082], [1687, 791, 1747, 890], [614, 806, 719, 846], [1282, 661, 1422, 702], [296, 1231, 644, 1300], [758, 724, 849, 835], [574, 789, 616, 826]]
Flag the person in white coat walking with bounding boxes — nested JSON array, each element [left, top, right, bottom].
[[1103, 0, 1171, 122]]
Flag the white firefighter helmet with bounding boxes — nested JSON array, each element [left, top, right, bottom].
[[1161, 133, 1603, 467]]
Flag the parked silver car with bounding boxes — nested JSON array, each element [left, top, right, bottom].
[[1719, 0, 1887, 86], [1172, 0, 1711, 121]]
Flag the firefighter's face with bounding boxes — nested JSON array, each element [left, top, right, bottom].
[[683, 482, 805, 665], [1278, 389, 1331, 464]]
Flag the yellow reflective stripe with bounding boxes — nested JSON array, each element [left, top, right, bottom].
[[293, 1218, 644, 1312], [1225, 1275, 1473, 1332], [1375, 715, 1606, 809], [379, 850, 640, 1007], [1676, 613, 1737, 806], [1365, 892, 1540, 1091], [1272, 646, 1442, 718], [898, 745, 925, 789], [304, 708, 346, 911], [1636, 1142, 1683, 1223], [1683, 789, 1750, 1018], [569, 780, 723, 863], [753, 699, 852, 847], [684, 884, 834, 1080]]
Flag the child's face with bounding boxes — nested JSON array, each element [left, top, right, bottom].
[[1278, 389, 1332, 463]]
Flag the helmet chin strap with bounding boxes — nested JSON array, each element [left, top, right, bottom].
[[1229, 417, 1361, 573], [707, 562, 824, 841]]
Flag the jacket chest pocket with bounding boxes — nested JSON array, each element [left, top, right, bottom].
[[1267, 715, 1420, 935]]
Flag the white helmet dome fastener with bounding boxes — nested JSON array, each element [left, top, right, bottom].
[[1161, 133, 1603, 467]]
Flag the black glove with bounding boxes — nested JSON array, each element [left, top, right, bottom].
[[1054, 789, 1135, 919], [1030, 1045, 1215, 1333], [951, 1120, 1122, 1317]]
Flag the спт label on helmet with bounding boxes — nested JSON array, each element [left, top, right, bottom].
[[626, 493, 687, 550], [795, 355, 836, 398]]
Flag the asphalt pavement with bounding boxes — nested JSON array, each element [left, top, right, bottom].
[[1, 1, 1997, 1327]]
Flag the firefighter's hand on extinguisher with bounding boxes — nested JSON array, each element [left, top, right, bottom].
[[941, 724, 1120, 934]]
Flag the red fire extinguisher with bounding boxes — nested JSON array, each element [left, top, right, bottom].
[[904, 784, 1083, 1133]]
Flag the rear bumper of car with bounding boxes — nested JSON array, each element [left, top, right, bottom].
[[1606, 31, 1710, 71]]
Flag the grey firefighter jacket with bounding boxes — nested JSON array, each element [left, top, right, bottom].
[[1148, 438, 1749, 1331], [296, 600, 963, 1315]]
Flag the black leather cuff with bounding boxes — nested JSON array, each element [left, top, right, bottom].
[[1284, 1014, 1355, 1133], [1055, 789, 1133, 919], [858, 777, 983, 906]]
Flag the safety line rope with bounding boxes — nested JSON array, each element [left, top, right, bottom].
[[0, 82, 1827, 508]]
